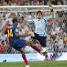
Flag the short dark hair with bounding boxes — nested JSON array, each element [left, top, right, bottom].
[[36, 11, 42, 15], [12, 18, 18, 23]]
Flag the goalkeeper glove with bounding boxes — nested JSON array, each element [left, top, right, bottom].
[[49, 4, 54, 12], [19, 13, 24, 20]]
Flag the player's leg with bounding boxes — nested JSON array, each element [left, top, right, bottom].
[[29, 32, 47, 50], [12, 40, 30, 67], [30, 32, 48, 54], [38, 36, 48, 57], [31, 32, 47, 48], [26, 40, 41, 53], [39, 36, 47, 49], [20, 48, 30, 67], [28, 32, 47, 55], [12, 46, 30, 67]]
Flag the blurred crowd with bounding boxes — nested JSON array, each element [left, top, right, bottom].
[[0, 0, 67, 54], [0, 0, 67, 6]]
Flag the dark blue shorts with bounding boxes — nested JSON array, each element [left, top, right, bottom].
[[12, 39, 26, 51], [32, 33, 47, 47]]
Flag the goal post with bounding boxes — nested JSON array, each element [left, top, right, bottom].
[[0, 5, 67, 12]]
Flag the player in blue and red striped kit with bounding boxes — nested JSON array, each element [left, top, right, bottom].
[[5, 18, 44, 67]]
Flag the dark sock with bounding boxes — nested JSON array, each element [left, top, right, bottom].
[[32, 46, 40, 53]]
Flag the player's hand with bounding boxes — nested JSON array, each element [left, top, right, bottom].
[[49, 4, 53, 12], [19, 13, 28, 22], [19, 13, 22, 17], [19, 13, 24, 19], [49, 4, 53, 9], [28, 31, 34, 37]]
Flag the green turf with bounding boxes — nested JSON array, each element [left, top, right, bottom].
[[0, 61, 67, 67]]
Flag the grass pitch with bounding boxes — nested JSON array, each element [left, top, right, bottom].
[[0, 61, 67, 67]]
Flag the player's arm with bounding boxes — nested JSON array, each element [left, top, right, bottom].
[[19, 13, 28, 22], [43, 5, 54, 21], [21, 21, 26, 28], [19, 13, 33, 23], [15, 32, 31, 37], [49, 4, 54, 18], [15, 28, 31, 37], [18, 14, 34, 37]]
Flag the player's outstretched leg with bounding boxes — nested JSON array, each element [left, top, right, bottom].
[[28, 32, 48, 56], [20, 48, 30, 67], [26, 40, 46, 55], [26, 40, 41, 52]]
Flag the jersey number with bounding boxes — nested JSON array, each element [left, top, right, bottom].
[[7, 29, 13, 37]]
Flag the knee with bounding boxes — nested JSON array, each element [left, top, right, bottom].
[[29, 41, 33, 44], [26, 40, 33, 46]]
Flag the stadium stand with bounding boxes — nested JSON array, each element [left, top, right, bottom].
[[0, 0, 67, 6]]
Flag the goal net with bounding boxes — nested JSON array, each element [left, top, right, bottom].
[[0, 5, 67, 54]]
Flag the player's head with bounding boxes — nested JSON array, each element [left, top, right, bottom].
[[36, 11, 42, 19], [12, 18, 18, 26]]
